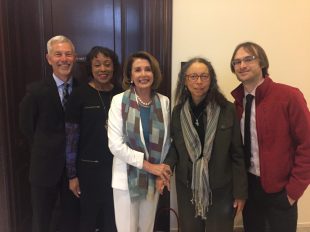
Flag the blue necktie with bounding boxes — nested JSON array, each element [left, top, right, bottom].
[[62, 83, 70, 108]]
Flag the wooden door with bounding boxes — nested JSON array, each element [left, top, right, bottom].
[[0, 0, 172, 231]]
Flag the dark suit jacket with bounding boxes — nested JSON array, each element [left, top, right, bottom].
[[164, 101, 247, 199], [19, 75, 78, 187]]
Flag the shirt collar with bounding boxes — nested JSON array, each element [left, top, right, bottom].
[[244, 78, 265, 97], [53, 73, 73, 87]]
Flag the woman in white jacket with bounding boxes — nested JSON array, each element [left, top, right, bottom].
[[108, 51, 171, 232]]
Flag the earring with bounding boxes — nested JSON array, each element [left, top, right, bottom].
[[130, 80, 133, 84]]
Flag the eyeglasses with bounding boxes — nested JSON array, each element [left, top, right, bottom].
[[231, 55, 257, 67], [185, 73, 210, 82]]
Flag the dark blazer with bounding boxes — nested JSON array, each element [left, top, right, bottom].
[[19, 75, 78, 187], [164, 101, 247, 199]]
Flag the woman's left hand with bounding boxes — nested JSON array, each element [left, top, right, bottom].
[[233, 199, 246, 215], [156, 177, 165, 195]]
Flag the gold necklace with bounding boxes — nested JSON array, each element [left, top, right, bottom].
[[96, 89, 111, 130]]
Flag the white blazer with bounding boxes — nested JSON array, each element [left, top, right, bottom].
[[108, 92, 171, 190]]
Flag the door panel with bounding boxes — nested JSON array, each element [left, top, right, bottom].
[[0, 0, 172, 231], [50, 0, 115, 55]]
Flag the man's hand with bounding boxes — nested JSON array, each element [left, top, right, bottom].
[[287, 195, 296, 206], [233, 199, 246, 215]]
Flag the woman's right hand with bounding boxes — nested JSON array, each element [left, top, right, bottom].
[[69, 177, 81, 198], [143, 160, 172, 181]]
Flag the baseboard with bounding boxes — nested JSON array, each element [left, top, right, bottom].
[[168, 229, 178, 232], [167, 223, 310, 232], [296, 223, 310, 232], [233, 223, 310, 232]]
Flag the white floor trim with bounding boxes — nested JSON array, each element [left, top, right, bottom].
[[233, 223, 310, 232]]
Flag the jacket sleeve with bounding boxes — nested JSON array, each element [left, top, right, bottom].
[[164, 141, 178, 171], [19, 85, 38, 145], [229, 104, 248, 199], [108, 94, 144, 169], [163, 108, 179, 170], [286, 89, 310, 200]]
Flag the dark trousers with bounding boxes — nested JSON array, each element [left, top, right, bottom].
[[243, 173, 297, 232], [78, 162, 117, 232], [176, 180, 235, 232], [79, 186, 116, 232], [31, 172, 80, 232]]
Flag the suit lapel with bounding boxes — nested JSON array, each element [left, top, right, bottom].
[[44, 75, 79, 113], [44, 75, 64, 112]]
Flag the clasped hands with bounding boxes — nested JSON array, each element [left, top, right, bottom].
[[155, 164, 172, 195], [142, 160, 172, 195]]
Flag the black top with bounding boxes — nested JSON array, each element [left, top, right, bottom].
[[189, 97, 206, 148], [65, 83, 122, 165]]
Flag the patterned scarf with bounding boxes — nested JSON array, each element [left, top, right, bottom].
[[122, 87, 165, 201], [180, 99, 220, 219]]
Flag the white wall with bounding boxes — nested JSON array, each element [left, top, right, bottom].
[[171, 0, 310, 229]]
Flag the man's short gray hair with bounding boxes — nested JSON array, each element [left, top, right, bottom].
[[46, 35, 75, 54]]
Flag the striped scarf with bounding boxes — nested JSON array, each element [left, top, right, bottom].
[[122, 87, 165, 201], [180, 99, 220, 219]]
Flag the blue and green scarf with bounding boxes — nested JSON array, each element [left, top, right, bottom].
[[122, 87, 165, 201]]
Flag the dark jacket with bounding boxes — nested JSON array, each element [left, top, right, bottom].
[[164, 101, 247, 199], [19, 75, 79, 187]]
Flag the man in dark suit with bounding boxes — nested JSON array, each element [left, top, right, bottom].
[[19, 35, 79, 232]]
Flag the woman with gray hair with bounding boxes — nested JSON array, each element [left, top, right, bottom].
[[160, 57, 247, 232]]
